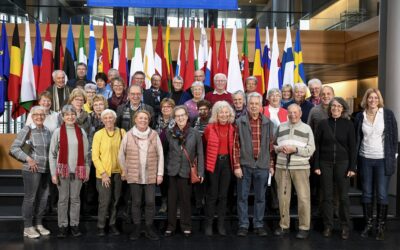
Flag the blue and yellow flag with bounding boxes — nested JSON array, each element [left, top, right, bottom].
[[294, 29, 306, 84]]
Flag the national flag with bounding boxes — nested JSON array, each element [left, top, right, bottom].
[[54, 20, 64, 70], [205, 24, 218, 88], [268, 27, 281, 91], [217, 25, 228, 75], [118, 23, 128, 85], [87, 20, 97, 82], [78, 18, 87, 64], [227, 25, 243, 93], [20, 17, 37, 111], [240, 26, 249, 88], [33, 20, 42, 90], [175, 22, 186, 78], [8, 22, 25, 119], [0, 20, 10, 117], [164, 24, 174, 91], [281, 26, 294, 88], [155, 23, 169, 92], [184, 24, 196, 90], [38, 21, 53, 94], [98, 21, 110, 74], [253, 25, 264, 94], [198, 26, 208, 72], [262, 26, 271, 92], [294, 29, 306, 84], [129, 25, 143, 85], [143, 24, 155, 89], [112, 23, 119, 70], [64, 21, 76, 80]]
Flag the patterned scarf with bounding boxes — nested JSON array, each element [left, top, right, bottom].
[[56, 123, 86, 180], [109, 90, 127, 110]]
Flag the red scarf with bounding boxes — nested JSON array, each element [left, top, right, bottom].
[[56, 123, 86, 180]]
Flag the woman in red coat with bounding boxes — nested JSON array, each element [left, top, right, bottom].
[[203, 101, 235, 236], [263, 88, 288, 130]]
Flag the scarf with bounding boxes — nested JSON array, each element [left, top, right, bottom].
[[109, 90, 127, 110], [56, 123, 86, 180], [170, 90, 183, 105], [52, 85, 70, 112], [132, 126, 151, 139], [171, 123, 190, 145]]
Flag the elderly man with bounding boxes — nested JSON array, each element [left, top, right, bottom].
[[67, 63, 95, 88], [274, 104, 315, 239], [307, 86, 335, 133], [46, 70, 73, 112], [143, 74, 169, 117], [131, 71, 146, 89], [194, 70, 214, 93], [205, 73, 233, 106], [116, 84, 155, 131], [107, 68, 120, 84], [283, 83, 314, 123], [232, 90, 247, 120], [245, 76, 258, 94], [306, 78, 322, 105], [233, 92, 275, 237]]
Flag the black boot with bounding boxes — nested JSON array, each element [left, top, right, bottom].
[[361, 203, 373, 238], [376, 204, 388, 241]]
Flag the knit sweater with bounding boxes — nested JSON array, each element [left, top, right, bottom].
[[314, 117, 356, 171], [49, 125, 90, 176], [274, 121, 315, 170], [307, 104, 329, 133], [92, 128, 126, 178]]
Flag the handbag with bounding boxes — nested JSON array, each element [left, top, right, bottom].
[[9, 127, 32, 161], [182, 145, 201, 184]]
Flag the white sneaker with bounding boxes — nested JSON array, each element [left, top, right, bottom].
[[24, 227, 40, 238], [35, 225, 51, 236]]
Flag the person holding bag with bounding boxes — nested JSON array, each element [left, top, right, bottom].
[[10, 106, 52, 239], [164, 105, 204, 237]]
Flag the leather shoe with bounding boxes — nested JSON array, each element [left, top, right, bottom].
[[274, 227, 289, 236], [109, 225, 120, 236], [296, 230, 309, 239], [323, 227, 332, 238], [341, 227, 350, 240], [237, 227, 248, 237], [254, 227, 268, 237], [97, 228, 105, 237]]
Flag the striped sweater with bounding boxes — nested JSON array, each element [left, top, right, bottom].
[[274, 121, 315, 170]]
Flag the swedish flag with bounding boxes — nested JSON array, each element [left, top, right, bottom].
[[294, 30, 306, 84]]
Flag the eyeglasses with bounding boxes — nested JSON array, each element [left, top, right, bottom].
[[32, 114, 45, 117], [175, 114, 187, 119], [130, 93, 141, 96], [162, 105, 173, 109], [331, 104, 343, 109]]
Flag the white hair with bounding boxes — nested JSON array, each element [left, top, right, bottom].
[[101, 109, 117, 120], [308, 78, 322, 88], [246, 92, 263, 105]]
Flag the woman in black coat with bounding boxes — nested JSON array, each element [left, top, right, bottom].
[[314, 97, 356, 240]]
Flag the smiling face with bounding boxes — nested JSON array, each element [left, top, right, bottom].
[[367, 92, 380, 110], [268, 91, 281, 108], [330, 100, 343, 119], [321, 87, 334, 106], [76, 65, 87, 79], [93, 100, 106, 116], [247, 96, 262, 117], [233, 93, 245, 110], [112, 80, 124, 96], [246, 79, 257, 93], [174, 108, 188, 129], [85, 89, 96, 101], [192, 86, 204, 100], [54, 72, 66, 88], [31, 109, 46, 127], [294, 87, 306, 104], [151, 75, 161, 89], [172, 79, 184, 91], [161, 103, 173, 117], [194, 70, 205, 82], [128, 85, 142, 106], [63, 112, 77, 125], [96, 78, 106, 89], [288, 105, 302, 124], [309, 83, 321, 98], [39, 96, 52, 111], [71, 96, 85, 111], [102, 113, 116, 130], [217, 107, 230, 125], [281, 87, 292, 100], [214, 76, 227, 92], [135, 112, 150, 131], [133, 74, 145, 86]]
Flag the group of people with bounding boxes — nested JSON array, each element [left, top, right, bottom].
[[9, 64, 397, 243]]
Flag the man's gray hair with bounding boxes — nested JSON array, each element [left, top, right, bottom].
[[308, 78, 322, 88], [246, 92, 263, 105], [245, 76, 258, 85], [52, 70, 66, 80], [213, 73, 227, 81]]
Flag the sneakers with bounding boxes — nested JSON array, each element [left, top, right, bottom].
[[57, 226, 68, 238], [109, 225, 121, 236], [254, 227, 268, 237], [323, 227, 332, 238], [24, 227, 40, 239], [70, 226, 82, 237], [237, 227, 248, 237], [35, 225, 50, 236], [97, 228, 105, 237], [296, 230, 309, 239], [341, 227, 350, 240], [274, 227, 290, 236]]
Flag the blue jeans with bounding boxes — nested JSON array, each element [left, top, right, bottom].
[[359, 156, 391, 204], [237, 166, 269, 229]]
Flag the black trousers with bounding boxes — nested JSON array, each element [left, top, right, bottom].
[[320, 161, 350, 228], [167, 175, 192, 231], [205, 157, 231, 222], [130, 184, 156, 226]]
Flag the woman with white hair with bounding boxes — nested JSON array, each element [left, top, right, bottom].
[[83, 83, 97, 113], [10, 106, 52, 239], [263, 88, 288, 131], [92, 109, 126, 237], [184, 81, 205, 122], [203, 101, 236, 236]]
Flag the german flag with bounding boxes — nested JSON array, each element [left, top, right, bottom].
[[8, 22, 25, 119]]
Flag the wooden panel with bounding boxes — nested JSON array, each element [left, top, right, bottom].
[[345, 32, 379, 62], [0, 134, 22, 170]]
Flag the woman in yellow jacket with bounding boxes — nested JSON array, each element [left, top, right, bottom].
[[92, 109, 126, 237]]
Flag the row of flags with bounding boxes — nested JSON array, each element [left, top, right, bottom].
[[0, 18, 306, 119]]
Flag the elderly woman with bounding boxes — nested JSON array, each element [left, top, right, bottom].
[[281, 84, 293, 107], [96, 72, 112, 99], [92, 109, 126, 237], [184, 81, 205, 122], [10, 106, 52, 239], [232, 90, 247, 120], [66, 88, 91, 135], [203, 101, 235, 236], [108, 77, 128, 111], [155, 98, 176, 213], [83, 83, 97, 113], [263, 88, 288, 131], [88, 95, 108, 142], [314, 97, 356, 240], [26, 91, 59, 133], [355, 88, 398, 241], [169, 76, 190, 105], [118, 110, 164, 241], [49, 105, 89, 238], [164, 106, 204, 237]]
